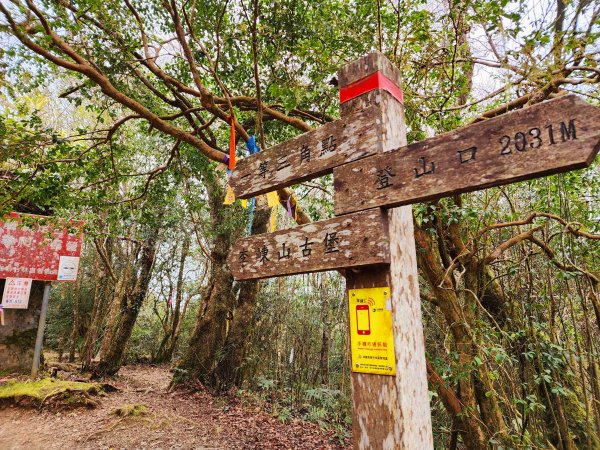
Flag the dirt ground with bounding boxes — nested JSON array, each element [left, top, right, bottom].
[[0, 365, 349, 450]]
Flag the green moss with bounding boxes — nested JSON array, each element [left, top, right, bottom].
[[0, 378, 101, 402], [113, 403, 148, 417]]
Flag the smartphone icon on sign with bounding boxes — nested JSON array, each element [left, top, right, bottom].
[[356, 305, 371, 335]]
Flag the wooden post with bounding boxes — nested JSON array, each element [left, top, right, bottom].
[[338, 52, 433, 449]]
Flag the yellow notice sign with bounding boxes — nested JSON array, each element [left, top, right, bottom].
[[348, 287, 396, 376]]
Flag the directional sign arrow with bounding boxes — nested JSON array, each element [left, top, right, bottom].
[[227, 209, 389, 281], [230, 106, 383, 199], [334, 95, 600, 215]]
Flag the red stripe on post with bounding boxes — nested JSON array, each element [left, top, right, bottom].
[[339, 71, 404, 105]]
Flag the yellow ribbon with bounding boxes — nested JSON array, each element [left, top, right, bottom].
[[270, 205, 278, 232]]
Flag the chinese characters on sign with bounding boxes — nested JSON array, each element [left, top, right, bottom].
[[348, 287, 396, 376], [243, 232, 341, 266], [230, 106, 382, 199], [334, 95, 600, 215], [1, 278, 33, 309], [227, 209, 390, 280], [255, 135, 338, 179], [0, 213, 84, 281]]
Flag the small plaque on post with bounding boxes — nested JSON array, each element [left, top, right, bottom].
[[349, 287, 396, 376]]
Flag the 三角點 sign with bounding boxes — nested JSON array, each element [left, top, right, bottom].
[[230, 106, 383, 199]]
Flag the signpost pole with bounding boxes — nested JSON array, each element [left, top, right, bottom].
[[338, 52, 433, 449], [31, 282, 51, 378]]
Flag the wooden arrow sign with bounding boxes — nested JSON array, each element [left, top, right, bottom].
[[230, 106, 383, 199], [227, 209, 389, 280], [334, 95, 600, 215]]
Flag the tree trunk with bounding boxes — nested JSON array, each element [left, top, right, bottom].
[[153, 234, 191, 363], [81, 271, 109, 368], [414, 222, 489, 448], [96, 245, 135, 362], [210, 205, 269, 389], [95, 237, 157, 375], [174, 174, 264, 387], [174, 230, 234, 384], [317, 276, 330, 386], [67, 274, 82, 362]]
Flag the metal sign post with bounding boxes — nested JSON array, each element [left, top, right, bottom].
[[31, 282, 51, 378]]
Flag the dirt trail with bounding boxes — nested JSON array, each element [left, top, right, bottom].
[[0, 365, 348, 449]]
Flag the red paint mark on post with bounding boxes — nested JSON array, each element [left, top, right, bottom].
[[339, 72, 404, 104], [0, 213, 84, 281]]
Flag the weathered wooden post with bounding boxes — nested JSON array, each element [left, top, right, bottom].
[[228, 49, 599, 449], [337, 52, 433, 449]]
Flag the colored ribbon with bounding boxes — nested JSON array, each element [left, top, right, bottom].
[[339, 71, 404, 105], [270, 204, 278, 232], [226, 114, 236, 170], [0, 305, 4, 326], [247, 197, 256, 235], [286, 198, 293, 217], [266, 191, 279, 207], [245, 136, 261, 235], [246, 135, 260, 155]]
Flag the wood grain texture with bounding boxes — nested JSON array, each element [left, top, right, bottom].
[[334, 94, 600, 215], [339, 52, 434, 450], [387, 206, 433, 448], [229, 106, 382, 199], [227, 209, 389, 281]]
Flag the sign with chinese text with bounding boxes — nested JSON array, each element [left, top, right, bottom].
[[1, 277, 33, 309], [230, 106, 382, 199], [227, 209, 390, 280], [0, 213, 83, 281], [349, 287, 396, 376], [334, 95, 600, 215]]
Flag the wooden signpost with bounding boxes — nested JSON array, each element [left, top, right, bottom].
[[226, 52, 600, 449], [334, 95, 600, 215], [228, 209, 390, 280], [230, 106, 383, 198]]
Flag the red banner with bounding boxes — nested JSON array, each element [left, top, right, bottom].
[[0, 213, 83, 281], [339, 71, 404, 105]]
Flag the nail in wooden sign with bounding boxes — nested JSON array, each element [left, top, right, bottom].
[[227, 209, 389, 280], [230, 106, 382, 199], [333, 95, 600, 215]]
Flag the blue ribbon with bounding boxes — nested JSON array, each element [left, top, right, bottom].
[[247, 197, 256, 235], [246, 136, 260, 155], [245, 136, 260, 235]]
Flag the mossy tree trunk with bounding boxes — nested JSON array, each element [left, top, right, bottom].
[[174, 173, 269, 388]]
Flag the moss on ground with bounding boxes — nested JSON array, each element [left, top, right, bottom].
[[113, 403, 148, 417], [0, 378, 102, 407]]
